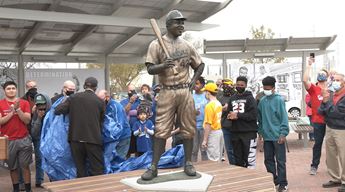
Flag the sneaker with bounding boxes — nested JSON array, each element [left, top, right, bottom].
[[322, 180, 341, 188], [221, 157, 226, 162], [309, 167, 317, 175], [277, 185, 288, 192], [338, 184, 345, 192], [35, 183, 43, 188]]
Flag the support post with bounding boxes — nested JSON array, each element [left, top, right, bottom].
[[301, 51, 307, 117], [222, 53, 227, 78], [104, 55, 110, 92], [17, 54, 25, 97]]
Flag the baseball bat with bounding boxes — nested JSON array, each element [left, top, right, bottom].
[[149, 18, 178, 75]]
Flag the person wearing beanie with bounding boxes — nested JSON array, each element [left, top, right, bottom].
[[258, 76, 289, 192]]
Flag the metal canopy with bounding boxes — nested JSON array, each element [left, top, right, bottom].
[[0, 0, 232, 63], [203, 36, 337, 59]]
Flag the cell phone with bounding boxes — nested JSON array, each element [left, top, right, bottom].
[[310, 53, 315, 58]]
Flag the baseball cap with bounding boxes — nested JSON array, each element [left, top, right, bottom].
[[84, 77, 98, 88], [223, 78, 234, 86], [201, 83, 218, 93], [34, 94, 47, 105]]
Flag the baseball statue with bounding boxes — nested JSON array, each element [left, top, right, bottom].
[[141, 10, 205, 180]]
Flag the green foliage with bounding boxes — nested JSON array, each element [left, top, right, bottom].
[[242, 25, 285, 64], [87, 63, 145, 92]]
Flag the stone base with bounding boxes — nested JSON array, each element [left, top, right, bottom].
[[121, 171, 213, 191]]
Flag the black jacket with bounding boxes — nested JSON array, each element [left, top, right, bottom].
[[318, 92, 345, 130], [55, 90, 104, 145], [226, 91, 258, 133], [51, 93, 63, 105], [219, 94, 232, 129]]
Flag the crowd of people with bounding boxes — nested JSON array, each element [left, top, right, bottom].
[[0, 62, 344, 192]]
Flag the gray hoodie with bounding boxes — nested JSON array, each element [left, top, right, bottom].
[[30, 93, 52, 140]]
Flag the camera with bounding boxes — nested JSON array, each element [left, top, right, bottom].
[[128, 90, 137, 98]]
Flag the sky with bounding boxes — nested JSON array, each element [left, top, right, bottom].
[[198, 0, 344, 72]]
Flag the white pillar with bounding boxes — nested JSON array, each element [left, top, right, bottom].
[[301, 52, 307, 117], [222, 53, 227, 78]]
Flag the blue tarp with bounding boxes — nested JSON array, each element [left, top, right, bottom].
[[111, 145, 184, 173], [40, 97, 76, 181], [40, 97, 184, 180]]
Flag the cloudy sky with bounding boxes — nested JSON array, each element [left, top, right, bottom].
[[199, 0, 344, 72]]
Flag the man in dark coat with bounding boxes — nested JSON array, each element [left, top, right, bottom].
[[55, 77, 104, 178]]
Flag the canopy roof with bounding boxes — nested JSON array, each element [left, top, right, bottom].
[[204, 36, 337, 59], [0, 0, 232, 63]]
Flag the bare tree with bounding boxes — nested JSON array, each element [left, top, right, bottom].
[[242, 25, 285, 64], [86, 63, 145, 93]]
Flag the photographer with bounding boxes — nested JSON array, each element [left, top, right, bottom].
[[120, 84, 141, 157]]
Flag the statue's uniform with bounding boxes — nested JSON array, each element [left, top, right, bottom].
[[146, 35, 203, 139]]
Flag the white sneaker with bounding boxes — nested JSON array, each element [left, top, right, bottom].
[[309, 167, 317, 175], [277, 185, 288, 192]]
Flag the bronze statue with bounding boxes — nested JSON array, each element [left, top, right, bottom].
[[141, 10, 205, 180]]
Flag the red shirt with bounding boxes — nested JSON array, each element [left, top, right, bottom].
[[307, 84, 324, 124], [0, 99, 30, 140]]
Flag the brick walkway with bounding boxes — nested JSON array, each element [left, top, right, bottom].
[[0, 133, 339, 192]]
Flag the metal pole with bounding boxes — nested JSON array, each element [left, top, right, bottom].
[[17, 54, 25, 97], [104, 55, 110, 92], [301, 51, 307, 117], [222, 53, 227, 78]]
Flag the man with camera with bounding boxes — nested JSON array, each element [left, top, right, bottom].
[[303, 53, 328, 175], [120, 84, 141, 157]]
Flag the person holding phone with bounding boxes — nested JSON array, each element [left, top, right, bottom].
[[258, 76, 289, 192], [303, 53, 328, 175]]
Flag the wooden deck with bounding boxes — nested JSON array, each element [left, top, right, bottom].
[[42, 161, 275, 192]]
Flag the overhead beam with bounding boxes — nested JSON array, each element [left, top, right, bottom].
[[64, 0, 126, 55], [104, 0, 183, 56], [18, 0, 62, 54], [281, 36, 292, 51], [320, 35, 337, 50], [0, 7, 217, 31], [242, 38, 248, 52], [203, 50, 334, 60], [64, 25, 98, 55]]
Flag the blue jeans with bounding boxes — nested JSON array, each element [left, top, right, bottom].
[[192, 129, 208, 162], [311, 123, 326, 169], [308, 116, 314, 140], [32, 138, 44, 184], [222, 128, 235, 165], [264, 141, 288, 186], [116, 138, 130, 160]]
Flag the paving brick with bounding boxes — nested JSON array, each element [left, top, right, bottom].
[[0, 133, 340, 191]]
